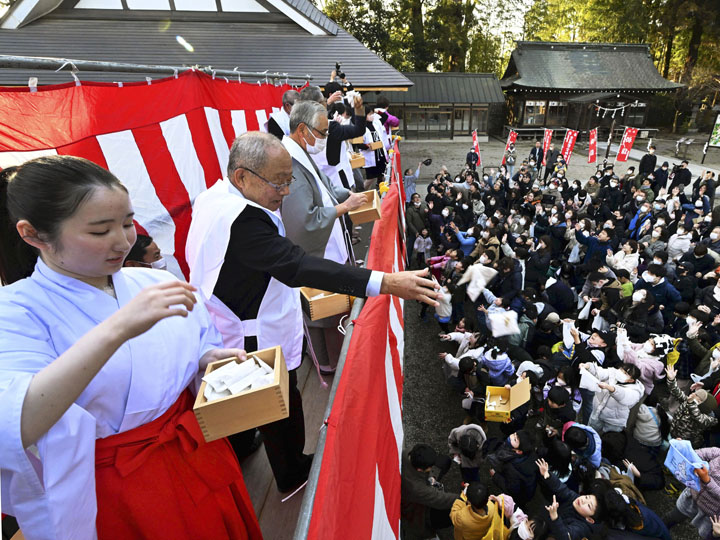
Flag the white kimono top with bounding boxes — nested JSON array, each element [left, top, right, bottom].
[[0, 259, 222, 540]]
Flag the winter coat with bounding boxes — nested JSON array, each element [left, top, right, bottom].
[[606, 250, 640, 274], [406, 202, 429, 238], [562, 422, 602, 468], [635, 277, 681, 313], [668, 232, 692, 261], [455, 231, 477, 258], [478, 349, 514, 386], [575, 230, 611, 264], [617, 338, 665, 395], [401, 451, 459, 538], [542, 474, 594, 540], [487, 442, 538, 507], [690, 446, 720, 516], [448, 424, 487, 469], [450, 493, 514, 540], [633, 404, 663, 447], [586, 364, 644, 430], [668, 377, 718, 447], [524, 249, 551, 289]]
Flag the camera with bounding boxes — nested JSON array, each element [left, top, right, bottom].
[[335, 62, 345, 79]]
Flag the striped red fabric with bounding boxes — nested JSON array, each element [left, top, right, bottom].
[[0, 70, 294, 277], [308, 146, 406, 539]]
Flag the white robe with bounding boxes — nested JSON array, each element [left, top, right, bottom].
[[0, 259, 221, 540]]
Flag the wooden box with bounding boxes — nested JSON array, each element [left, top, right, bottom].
[[350, 136, 365, 144], [194, 346, 289, 442], [350, 153, 365, 169], [484, 377, 530, 422], [369, 140, 384, 150], [349, 189, 382, 224], [300, 287, 351, 321]]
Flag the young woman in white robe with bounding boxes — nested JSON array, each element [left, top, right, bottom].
[[0, 156, 262, 540]]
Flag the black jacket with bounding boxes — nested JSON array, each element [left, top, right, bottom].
[[638, 153, 657, 175], [326, 113, 366, 166], [214, 206, 372, 349]]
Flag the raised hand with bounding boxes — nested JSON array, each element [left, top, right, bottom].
[[545, 495, 559, 521], [110, 281, 198, 342]]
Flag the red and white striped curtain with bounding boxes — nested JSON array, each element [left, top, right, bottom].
[[308, 143, 406, 539], [0, 70, 293, 277]]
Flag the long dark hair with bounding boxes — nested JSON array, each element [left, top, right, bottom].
[[0, 155, 125, 284]]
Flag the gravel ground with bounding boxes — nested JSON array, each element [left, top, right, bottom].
[[399, 139, 701, 540]]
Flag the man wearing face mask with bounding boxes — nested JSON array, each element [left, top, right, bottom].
[[635, 263, 681, 321], [123, 234, 167, 270], [680, 245, 717, 281], [627, 200, 653, 240]]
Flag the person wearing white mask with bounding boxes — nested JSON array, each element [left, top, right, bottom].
[[616, 327, 671, 395], [639, 225, 667, 260], [579, 360, 644, 435], [605, 239, 640, 275], [668, 225, 692, 261], [635, 263, 681, 323], [123, 234, 167, 271]]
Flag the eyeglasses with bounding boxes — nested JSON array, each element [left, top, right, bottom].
[[238, 166, 294, 192], [306, 124, 329, 139]]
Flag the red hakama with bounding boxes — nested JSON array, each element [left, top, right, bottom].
[[95, 390, 263, 539]]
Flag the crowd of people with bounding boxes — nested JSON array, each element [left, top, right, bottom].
[[401, 139, 720, 540], [0, 77, 437, 540]]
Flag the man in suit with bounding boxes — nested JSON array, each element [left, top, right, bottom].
[[186, 131, 439, 493], [267, 89, 300, 140], [529, 140, 544, 168], [282, 100, 368, 373]]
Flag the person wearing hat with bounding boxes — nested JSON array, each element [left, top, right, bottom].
[[579, 361, 644, 435], [666, 364, 718, 447], [617, 328, 670, 396], [448, 423, 487, 482], [401, 443, 459, 538], [486, 430, 539, 507]]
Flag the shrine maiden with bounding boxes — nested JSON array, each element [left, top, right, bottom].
[[0, 156, 262, 540]]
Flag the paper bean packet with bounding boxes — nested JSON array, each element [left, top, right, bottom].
[[203, 356, 275, 402]]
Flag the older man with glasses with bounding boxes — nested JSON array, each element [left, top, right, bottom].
[[186, 131, 439, 494]]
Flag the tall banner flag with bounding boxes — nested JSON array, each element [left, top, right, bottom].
[[588, 128, 598, 164], [501, 130, 518, 165], [541, 128, 553, 165], [0, 70, 290, 279], [472, 129, 482, 167], [560, 129, 579, 164], [616, 127, 639, 162]]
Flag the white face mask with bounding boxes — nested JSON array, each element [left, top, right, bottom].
[[482, 231, 490, 239], [636, 196, 644, 203], [653, 258, 662, 265], [642, 271, 656, 283], [517, 521, 533, 540], [480, 255, 490, 264], [442, 209, 450, 217], [565, 212, 572, 219], [610, 181, 618, 188], [520, 218, 527, 226], [643, 341, 654, 353], [150, 257, 167, 270], [551, 208, 557, 214], [632, 290, 645, 302], [550, 216, 558, 224], [303, 128, 327, 155], [711, 233, 719, 241], [413, 202, 421, 208], [687, 316, 697, 326], [705, 215, 712, 222], [656, 219, 665, 226], [651, 230, 660, 238], [462, 204, 468, 210]]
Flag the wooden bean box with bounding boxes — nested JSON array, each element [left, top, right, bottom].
[[350, 153, 365, 169], [369, 140, 384, 150], [349, 189, 382, 224], [350, 136, 365, 144], [194, 346, 289, 442], [300, 287, 351, 321]]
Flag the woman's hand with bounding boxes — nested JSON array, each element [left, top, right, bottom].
[[109, 281, 198, 341], [199, 348, 248, 372], [710, 515, 720, 537]]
